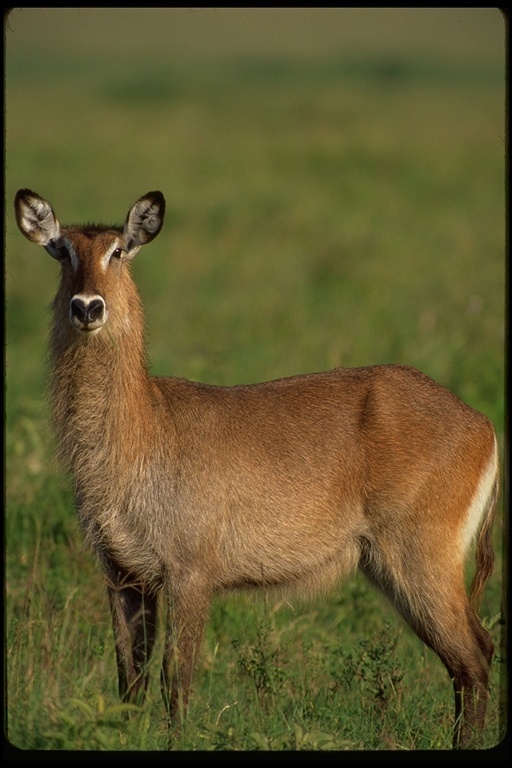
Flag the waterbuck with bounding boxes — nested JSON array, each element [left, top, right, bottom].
[[14, 188, 499, 748]]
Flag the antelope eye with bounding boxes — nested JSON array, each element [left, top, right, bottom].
[[111, 248, 124, 260]]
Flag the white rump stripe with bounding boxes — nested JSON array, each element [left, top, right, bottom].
[[460, 434, 498, 557]]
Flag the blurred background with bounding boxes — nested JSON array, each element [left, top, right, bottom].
[[6, 8, 505, 398], [5, 8, 506, 751]]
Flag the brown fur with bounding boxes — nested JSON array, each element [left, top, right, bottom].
[[15, 188, 499, 748]]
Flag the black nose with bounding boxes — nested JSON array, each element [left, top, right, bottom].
[[70, 297, 105, 327]]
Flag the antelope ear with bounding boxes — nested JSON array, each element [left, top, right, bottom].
[[124, 191, 165, 255], [14, 188, 61, 248]]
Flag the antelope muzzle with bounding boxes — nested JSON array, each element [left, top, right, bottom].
[[70, 295, 107, 332]]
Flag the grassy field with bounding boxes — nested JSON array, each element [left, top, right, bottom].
[[5, 9, 506, 752]]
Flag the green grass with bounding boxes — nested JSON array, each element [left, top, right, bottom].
[[5, 9, 505, 752]]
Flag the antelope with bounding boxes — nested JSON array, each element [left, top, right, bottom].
[[14, 188, 499, 749]]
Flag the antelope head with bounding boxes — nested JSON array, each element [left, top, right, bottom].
[[14, 189, 166, 336]]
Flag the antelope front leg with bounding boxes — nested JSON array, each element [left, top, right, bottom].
[[160, 577, 211, 727], [107, 572, 158, 706]]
